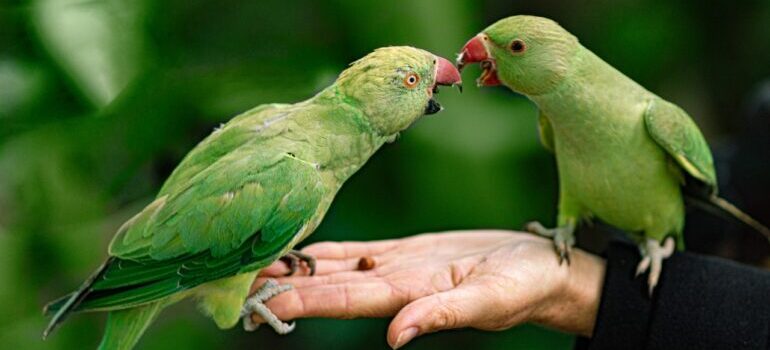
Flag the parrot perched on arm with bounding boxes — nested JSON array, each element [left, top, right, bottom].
[[457, 15, 770, 293], [43, 46, 461, 349]]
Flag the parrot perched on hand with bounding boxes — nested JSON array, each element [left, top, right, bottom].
[[43, 46, 461, 349], [457, 15, 770, 293]]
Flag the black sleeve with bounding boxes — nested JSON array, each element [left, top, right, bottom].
[[575, 241, 770, 350]]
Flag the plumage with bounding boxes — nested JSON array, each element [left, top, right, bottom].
[[44, 46, 461, 349]]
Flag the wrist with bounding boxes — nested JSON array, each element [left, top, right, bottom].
[[533, 249, 606, 337]]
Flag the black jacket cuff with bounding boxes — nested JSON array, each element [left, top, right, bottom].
[[576, 241, 770, 350]]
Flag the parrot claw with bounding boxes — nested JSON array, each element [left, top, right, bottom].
[[557, 246, 571, 265], [635, 256, 651, 277], [554, 230, 574, 265], [524, 221, 575, 265], [635, 237, 676, 296], [241, 279, 295, 334], [280, 250, 317, 276]]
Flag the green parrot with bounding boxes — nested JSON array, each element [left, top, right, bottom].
[[43, 46, 461, 349], [457, 15, 770, 293]]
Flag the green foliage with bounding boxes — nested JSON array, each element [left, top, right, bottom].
[[1, 0, 768, 349]]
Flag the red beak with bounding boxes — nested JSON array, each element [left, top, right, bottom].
[[434, 55, 462, 87], [457, 34, 500, 87]]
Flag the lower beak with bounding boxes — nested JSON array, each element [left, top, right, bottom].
[[457, 34, 500, 87], [424, 99, 442, 115], [425, 55, 463, 115]]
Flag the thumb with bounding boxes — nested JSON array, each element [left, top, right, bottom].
[[386, 285, 488, 349]]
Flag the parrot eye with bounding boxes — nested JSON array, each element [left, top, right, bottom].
[[403, 73, 420, 88], [510, 39, 526, 54]]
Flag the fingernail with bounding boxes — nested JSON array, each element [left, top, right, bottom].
[[393, 327, 418, 349]]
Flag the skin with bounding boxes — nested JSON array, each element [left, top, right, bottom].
[[457, 16, 718, 291], [43, 46, 461, 349], [253, 230, 605, 349]]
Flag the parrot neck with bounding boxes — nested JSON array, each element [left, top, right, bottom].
[[308, 85, 392, 183], [529, 47, 649, 126]]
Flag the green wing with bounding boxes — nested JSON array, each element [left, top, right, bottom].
[[644, 99, 717, 188], [92, 152, 322, 310], [62, 147, 325, 312], [537, 110, 555, 153]]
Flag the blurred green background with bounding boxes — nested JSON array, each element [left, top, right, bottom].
[[2, 0, 769, 349]]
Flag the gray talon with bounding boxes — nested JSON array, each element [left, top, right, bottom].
[[241, 278, 295, 334], [636, 237, 676, 296], [280, 255, 300, 276]]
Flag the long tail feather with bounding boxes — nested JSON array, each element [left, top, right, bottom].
[[98, 301, 163, 350], [43, 293, 75, 316], [686, 194, 770, 242], [43, 257, 115, 338]]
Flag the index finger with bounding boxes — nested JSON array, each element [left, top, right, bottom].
[[251, 279, 409, 323], [300, 240, 399, 260]]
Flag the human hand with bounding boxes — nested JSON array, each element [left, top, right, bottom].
[[252, 230, 606, 348]]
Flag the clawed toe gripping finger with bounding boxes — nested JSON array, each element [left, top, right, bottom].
[[280, 250, 317, 276], [524, 221, 575, 265], [241, 278, 295, 334], [555, 235, 573, 265]]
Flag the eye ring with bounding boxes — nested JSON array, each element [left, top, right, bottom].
[[403, 72, 420, 88], [510, 39, 526, 54]]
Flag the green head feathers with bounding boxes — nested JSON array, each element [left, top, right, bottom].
[[335, 46, 461, 135], [459, 16, 579, 95], [486, 16, 578, 95]]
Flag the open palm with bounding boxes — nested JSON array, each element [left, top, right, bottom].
[[252, 230, 604, 348]]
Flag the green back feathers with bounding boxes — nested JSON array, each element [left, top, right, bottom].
[[110, 151, 324, 260], [158, 103, 291, 196]]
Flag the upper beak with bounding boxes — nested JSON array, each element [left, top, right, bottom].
[[457, 34, 489, 70], [434, 55, 462, 88], [456, 34, 500, 87]]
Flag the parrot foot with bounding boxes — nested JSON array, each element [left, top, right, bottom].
[[241, 278, 295, 334], [280, 250, 317, 276], [635, 237, 676, 296], [524, 221, 575, 265]]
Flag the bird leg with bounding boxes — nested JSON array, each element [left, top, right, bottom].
[[241, 279, 295, 334], [280, 250, 317, 276], [524, 221, 576, 265], [636, 237, 676, 296]]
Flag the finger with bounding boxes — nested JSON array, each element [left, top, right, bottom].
[[251, 280, 410, 323], [300, 240, 399, 260], [253, 270, 379, 292], [313, 257, 370, 275], [387, 285, 490, 349]]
